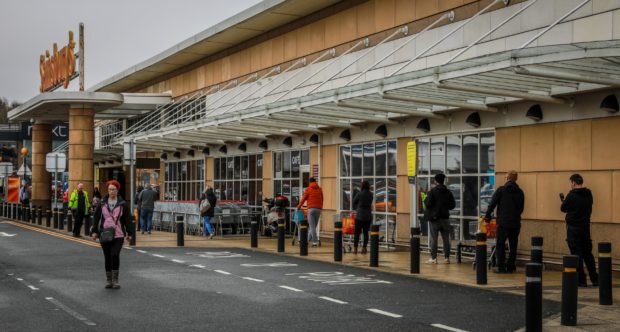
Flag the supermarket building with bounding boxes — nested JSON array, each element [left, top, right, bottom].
[[9, 0, 620, 262]]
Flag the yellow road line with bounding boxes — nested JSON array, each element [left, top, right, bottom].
[[6, 221, 100, 248]]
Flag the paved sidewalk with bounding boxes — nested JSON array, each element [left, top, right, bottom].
[[5, 219, 620, 331]]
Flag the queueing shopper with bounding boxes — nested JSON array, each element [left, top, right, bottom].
[[69, 183, 91, 238], [352, 180, 373, 254], [560, 173, 598, 287], [424, 173, 456, 264], [137, 184, 158, 235], [297, 178, 324, 246], [484, 170, 525, 273], [198, 187, 217, 239], [91, 180, 133, 289]]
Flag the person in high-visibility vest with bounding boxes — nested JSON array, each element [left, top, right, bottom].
[[68, 183, 91, 237]]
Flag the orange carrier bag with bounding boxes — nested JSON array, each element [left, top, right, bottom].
[[479, 217, 497, 238], [342, 213, 356, 235]]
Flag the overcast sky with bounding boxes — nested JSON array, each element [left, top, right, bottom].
[[0, 0, 262, 103]]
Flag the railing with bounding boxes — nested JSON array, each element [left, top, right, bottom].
[[99, 121, 124, 149]]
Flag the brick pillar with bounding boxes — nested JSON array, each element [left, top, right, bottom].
[[31, 123, 53, 208], [68, 107, 94, 196]]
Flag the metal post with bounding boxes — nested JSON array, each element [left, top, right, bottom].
[[411, 227, 420, 274], [250, 221, 258, 248], [130, 216, 136, 246], [30, 206, 35, 223], [525, 263, 543, 332], [370, 224, 380, 267], [277, 218, 285, 253], [299, 220, 308, 256], [476, 232, 487, 285], [561, 255, 579, 326], [176, 215, 184, 246], [334, 220, 342, 262], [598, 242, 613, 305], [129, 139, 136, 245], [531, 236, 543, 264]]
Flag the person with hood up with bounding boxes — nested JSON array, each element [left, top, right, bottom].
[[352, 180, 373, 254], [560, 173, 598, 287], [297, 178, 324, 246], [91, 180, 133, 289], [424, 173, 456, 264], [485, 171, 525, 273]]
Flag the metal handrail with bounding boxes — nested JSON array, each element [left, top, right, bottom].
[[519, 0, 591, 49]]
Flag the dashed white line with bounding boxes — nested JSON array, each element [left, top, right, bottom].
[[16, 278, 23, 281], [318, 296, 348, 304], [136, 250, 147, 253], [242, 277, 264, 282], [124, 247, 133, 250], [152, 254, 165, 258], [27, 285, 39, 291], [45, 297, 96, 326], [171, 259, 186, 264], [214, 270, 231, 275], [431, 324, 469, 332], [367, 308, 403, 318], [279, 285, 303, 292], [190, 264, 206, 269]]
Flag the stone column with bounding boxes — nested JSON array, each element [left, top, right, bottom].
[[68, 106, 95, 197], [31, 122, 53, 208]]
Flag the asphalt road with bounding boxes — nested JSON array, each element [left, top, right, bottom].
[[0, 220, 560, 332]]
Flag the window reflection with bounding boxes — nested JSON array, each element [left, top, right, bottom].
[[363, 143, 374, 177], [430, 137, 445, 175], [418, 138, 430, 175], [446, 135, 461, 174], [463, 134, 479, 174], [375, 141, 387, 176], [351, 144, 362, 177]]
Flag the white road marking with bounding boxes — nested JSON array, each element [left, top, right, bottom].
[[0, 232, 16, 237], [16, 278, 23, 281], [242, 277, 264, 282], [279, 285, 303, 292], [319, 296, 348, 304], [241, 262, 298, 267], [27, 285, 39, 291], [186, 251, 249, 259], [124, 247, 133, 250], [214, 270, 231, 275], [190, 264, 206, 269], [136, 250, 147, 253], [152, 254, 165, 258], [45, 297, 96, 326], [171, 259, 186, 264], [367, 308, 403, 318], [431, 324, 470, 332]]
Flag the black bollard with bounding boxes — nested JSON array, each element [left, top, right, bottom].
[[52, 208, 58, 229], [334, 221, 342, 262], [476, 232, 487, 285], [598, 242, 613, 305], [37, 207, 42, 225], [299, 220, 308, 256], [1, 202, 4, 218], [59, 210, 65, 230], [130, 216, 137, 246], [20, 205, 25, 221], [84, 215, 91, 237], [176, 215, 184, 247], [370, 224, 380, 267], [277, 219, 285, 253], [250, 221, 258, 248], [67, 212, 73, 234], [13, 203, 17, 220], [525, 263, 543, 332], [30, 206, 35, 224], [45, 209, 51, 227], [531, 236, 543, 264], [411, 227, 421, 274], [561, 255, 579, 326]]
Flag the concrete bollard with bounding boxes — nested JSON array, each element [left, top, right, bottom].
[[598, 242, 613, 305], [561, 255, 579, 326], [333, 221, 342, 262], [277, 219, 285, 253], [370, 224, 380, 267], [411, 227, 421, 274], [176, 215, 184, 247], [250, 221, 258, 248], [476, 232, 487, 285], [525, 263, 543, 332], [299, 220, 308, 257]]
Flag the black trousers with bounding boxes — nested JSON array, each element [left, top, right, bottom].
[[496, 225, 520, 272], [567, 228, 598, 284], [73, 213, 84, 236], [101, 238, 124, 271], [353, 218, 371, 249]]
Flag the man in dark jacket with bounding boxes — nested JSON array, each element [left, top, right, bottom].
[[424, 173, 456, 264], [137, 185, 158, 235], [485, 171, 524, 273], [560, 173, 598, 287]]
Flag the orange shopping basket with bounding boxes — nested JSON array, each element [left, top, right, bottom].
[[342, 212, 356, 235]]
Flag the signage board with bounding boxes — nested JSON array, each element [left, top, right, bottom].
[[39, 31, 77, 92], [46, 152, 67, 172], [407, 141, 417, 183]]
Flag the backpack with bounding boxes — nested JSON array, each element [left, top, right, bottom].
[[200, 199, 211, 215]]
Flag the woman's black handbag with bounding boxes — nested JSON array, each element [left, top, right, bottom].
[[100, 227, 115, 243]]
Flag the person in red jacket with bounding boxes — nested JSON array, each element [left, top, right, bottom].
[[297, 178, 323, 246]]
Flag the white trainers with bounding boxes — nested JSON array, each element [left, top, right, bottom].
[[426, 258, 437, 264], [443, 258, 451, 264]]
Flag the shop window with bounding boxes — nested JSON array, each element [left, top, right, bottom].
[[272, 149, 311, 213], [213, 153, 263, 207], [164, 159, 204, 201]]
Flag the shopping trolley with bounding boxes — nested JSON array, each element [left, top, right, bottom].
[[471, 216, 498, 271], [291, 208, 307, 246]]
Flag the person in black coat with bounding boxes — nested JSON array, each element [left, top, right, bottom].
[[560, 173, 598, 287], [485, 171, 525, 273], [352, 181, 373, 254], [424, 173, 456, 264], [199, 188, 217, 239]]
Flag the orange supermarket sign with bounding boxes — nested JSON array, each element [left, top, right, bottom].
[[39, 31, 77, 92]]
